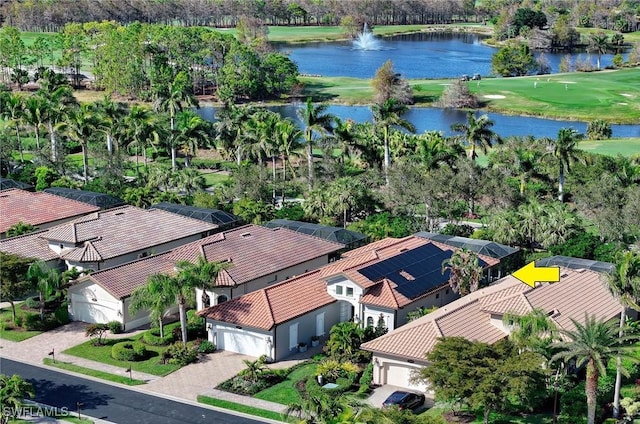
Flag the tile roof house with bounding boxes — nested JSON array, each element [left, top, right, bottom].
[[67, 224, 344, 330], [0, 188, 100, 239], [0, 205, 217, 271], [198, 236, 502, 361], [361, 266, 622, 392]]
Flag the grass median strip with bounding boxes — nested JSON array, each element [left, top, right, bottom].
[[43, 358, 146, 386], [197, 395, 292, 423]]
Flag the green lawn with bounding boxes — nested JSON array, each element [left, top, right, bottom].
[[201, 171, 231, 187], [0, 307, 43, 342], [254, 362, 317, 405], [43, 358, 146, 386], [197, 395, 291, 423], [579, 137, 640, 157], [62, 335, 181, 377]]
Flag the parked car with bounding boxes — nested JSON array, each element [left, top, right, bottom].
[[460, 74, 470, 81], [382, 391, 426, 411], [472, 73, 482, 80]]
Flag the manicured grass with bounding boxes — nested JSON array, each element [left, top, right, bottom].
[[197, 395, 291, 423], [201, 171, 231, 187], [254, 362, 317, 405], [302, 68, 640, 123], [580, 137, 640, 157], [62, 335, 180, 377], [0, 308, 43, 342], [43, 358, 146, 386]]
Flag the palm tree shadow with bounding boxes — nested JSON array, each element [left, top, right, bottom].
[[27, 378, 114, 411]]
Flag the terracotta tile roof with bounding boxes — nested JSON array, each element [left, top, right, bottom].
[[362, 268, 622, 362], [360, 279, 403, 309], [82, 224, 342, 299], [43, 206, 216, 262], [0, 230, 59, 261], [167, 225, 343, 283], [198, 270, 336, 330], [77, 252, 175, 299], [0, 189, 100, 234]]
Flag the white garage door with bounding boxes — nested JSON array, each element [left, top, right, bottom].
[[71, 294, 119, 324], [385, 364, 427, 392], [218, 328, 267, 357]]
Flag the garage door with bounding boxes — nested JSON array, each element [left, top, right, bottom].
[[218, 328, 267, 357], [71, 294, 119, 324], [385, 364, 427, 392]]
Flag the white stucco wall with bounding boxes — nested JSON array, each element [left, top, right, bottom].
[[68, 281, 123, 325], [372, 354, 430, 393], [205, 320, 274, 359]]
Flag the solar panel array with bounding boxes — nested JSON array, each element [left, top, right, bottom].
[[358, 243, 488, 299]]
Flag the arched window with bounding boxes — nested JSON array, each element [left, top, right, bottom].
[[366, 316, 374, 327], [217, 295, 228, 304]]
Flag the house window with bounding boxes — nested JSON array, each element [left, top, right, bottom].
[[436, 293, 440, 299], [346, 287, 354, 297], [366, 317, 374, 327], [336, 285, 343, 295], [217, 295, 228, 304], [446, 289, 449, 295]]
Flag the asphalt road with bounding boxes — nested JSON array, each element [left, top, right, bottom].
[[0, 358, 267, 424]]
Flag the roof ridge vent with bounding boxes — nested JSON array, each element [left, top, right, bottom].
[[575, 268, 587, 273], [241, 232, 251, 237]]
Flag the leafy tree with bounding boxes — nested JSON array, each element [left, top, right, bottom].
[[5, 221, 38, 237], [420, 337, 547, 423], [491, 42, 537, 77], [324, 321, 365, 362], [441, 248, 483, 296], [586, 119, 612, 140], [348, 212, 416, 241], [547, 128, 584, 202], [451, 111, 500, 162], [437, 79, 478, 109], [503, 308, 557, 355], [607, 251, 640, 418], [0, 252, 34, 322], [297, 98, 335, 190], [371, 59, 413, 105], [85, 323, 110, 346], [552, 314, 639, 424], [0, 374, 35, 424]]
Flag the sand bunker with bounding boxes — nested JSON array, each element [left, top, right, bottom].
[[619, 102, 628, 105], [484, 94, 506, 99], [558, 81, 576, 84], [620, 93, 633, 97]]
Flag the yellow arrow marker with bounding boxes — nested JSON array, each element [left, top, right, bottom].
[[512, 261, 560, 288]]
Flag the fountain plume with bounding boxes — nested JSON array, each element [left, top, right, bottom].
[[353, 23, 382, 50]]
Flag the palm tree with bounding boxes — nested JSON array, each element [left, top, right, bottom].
[[174, 168, 206, 196], [37, 69, 77, 162], [588, 32, 609, 70], [174, 110, 211, 168], [21, 95, 47, 152], [491, 137, 545, 195], [441, 248, 483, 296], [451, 111, 500, 162], [547, 128, 583, 202], [93, 95, 127, 156], [273, 117, 302, 201], [297, 98, 335, 190], [153, 71, 199, 170], [174, 256, 230, 345], [213, 104, 255, 165], [64, 103, 98, 184], [415, 130, 464, 170], [129, 273, 175, 338], [26, 261, 60, 321], [0, 93, 26, 162], [551, 314, 638, 424], [125, 106, 161, 176], [371, 98, 416, 185], [504, 308, 557, 355], [606, 251, 640, 419], [0, 374, 35, 423]]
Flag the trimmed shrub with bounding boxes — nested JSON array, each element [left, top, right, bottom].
[[23, 313, 42, 330], [197, 340, 216, 354], [165, 342, 198, 366], [25, 296, 39, 309], [108, 321, 123, 334], [111, 341, 147, 361], [143, 328, 175, 346], [357, 362, 374, 395]]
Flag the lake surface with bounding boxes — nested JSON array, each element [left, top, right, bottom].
[[198, 105, 640, 139], [276, 32, 629, 79]]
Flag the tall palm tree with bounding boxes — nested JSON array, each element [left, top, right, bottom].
[[21, 95, 47, 151], [174, 256, 230, 345], [129, 273, 175, 338], [451, 111, 500, 162], [607, 251, 640, 419], [153, 71, 199, 170], [174, 110, 211, 168], [297, 98, 335, 190], [37, 69, 77, 163], [504, 308, 557, 355], [26, 261, 60, 321], [415, 130, 464, 170], [64, 103, 98, 184], [273, 117, 302, 201], [551, 314, 638, 424], [0, 93, 25, 162], [588, 32, 609, 70], [93, 95, 127, 156], [213, 104, 255, 165], [441, 249, 483, 296], [547, 128, 583, 202], [371, 98, 416, 185], [125, 106, 161, 176], [491, 137, 545, 195]]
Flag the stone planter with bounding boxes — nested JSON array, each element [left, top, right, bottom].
[[311, 339, 320, 347], [298, 343, 307, 353]]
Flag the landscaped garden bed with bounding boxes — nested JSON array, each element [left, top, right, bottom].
[[0, 300, 69, 342]]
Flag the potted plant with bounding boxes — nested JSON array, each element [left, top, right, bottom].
[[298, 342, 307, 353], [311, 335, 320, 347]]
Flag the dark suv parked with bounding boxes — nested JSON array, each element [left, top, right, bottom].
[[382, 391, 426, 411]]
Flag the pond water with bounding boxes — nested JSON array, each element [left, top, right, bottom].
[[276, 32, 629, 79], [198, 105, 640, 139]]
